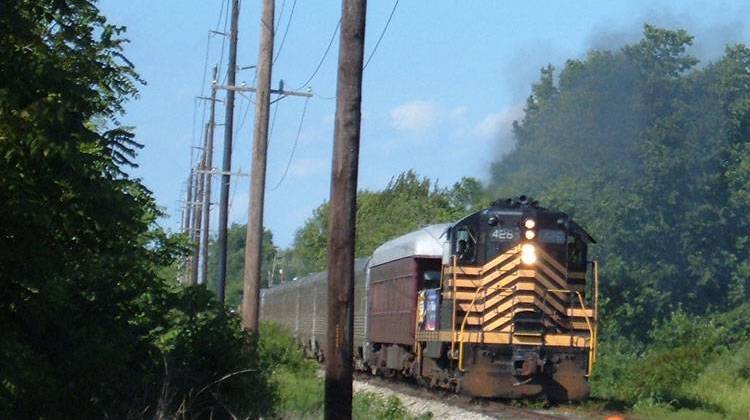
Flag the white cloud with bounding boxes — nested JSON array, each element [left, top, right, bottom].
[[390, 100, 438, 132], [450, 105, 469, 119], [472, 104, 523, 140]]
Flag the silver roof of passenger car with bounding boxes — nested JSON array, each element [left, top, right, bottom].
[[369, 223, 451, 268]]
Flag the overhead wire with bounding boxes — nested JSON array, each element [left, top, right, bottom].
[[217, 0, 231, 84], [363, 0, 400, 70], [239, 98, 281, 222], [295, 18, 341, 90], [270, 96, 310, 191], [272, 0, 298, 65], [275, 0, 287, 33], [268, 99, 281, 140], [310, 0, 400, 99]]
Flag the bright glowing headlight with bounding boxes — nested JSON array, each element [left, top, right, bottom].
[[524, 219, 536, 229], [521, 243, 537, 265], [525, 230, 536, 240]]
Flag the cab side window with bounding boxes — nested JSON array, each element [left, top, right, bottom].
[[455, 227, 476, 263], [567, 236, 587, 270]]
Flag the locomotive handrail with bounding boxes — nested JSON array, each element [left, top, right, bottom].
[[450, 255, 457, 364], [575, 291, 595, 376], [528, 287, 597, 376], [449, 256, 475, 364], [457, 285, 514, 371], [592, 260, 599, 366]]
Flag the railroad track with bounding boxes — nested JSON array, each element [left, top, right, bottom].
[[353, 373, 587, 419]]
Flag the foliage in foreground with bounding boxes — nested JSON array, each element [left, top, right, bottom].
[[591, 305, 750, 418], [260, 322, 432, 419], [0, 1, 274, 418]]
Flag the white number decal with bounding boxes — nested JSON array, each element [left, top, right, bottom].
[[491, 228, 515, 241]]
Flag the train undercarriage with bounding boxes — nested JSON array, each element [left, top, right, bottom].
[[359, 342, 590, 402]]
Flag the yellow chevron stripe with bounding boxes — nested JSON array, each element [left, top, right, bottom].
[[537, 246, 567, 276]]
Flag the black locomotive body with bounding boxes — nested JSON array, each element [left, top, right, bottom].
[[260, 196, 598, 401]]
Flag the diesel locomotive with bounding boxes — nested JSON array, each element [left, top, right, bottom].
[[260, 196, 598, 400]]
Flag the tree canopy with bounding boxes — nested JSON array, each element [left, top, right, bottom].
[[0, 1, 273, 417], [489, 24, 750, 339], [283, 171, 484, 278], [205, 225, 276, 308]]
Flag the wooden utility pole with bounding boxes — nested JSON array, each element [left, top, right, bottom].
[[182, 173, 193, 236], [216, 0, 240, 303], [184, 167, 196, 283], [241, 0, 274, 332], [181, 170, 194, 284], [190, 124, 210, 286], [325, 0, 367, 418], [199, 66, 219, 285]]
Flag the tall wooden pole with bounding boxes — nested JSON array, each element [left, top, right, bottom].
[[190, 124, 209, 286], [242, 0, 275, 332], [325, 0, 366, 417], [182, 169, 195, 284], [216, 0, 240, 303], [200, 66, 219, 285]]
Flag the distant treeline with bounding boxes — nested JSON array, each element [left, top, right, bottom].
[[211, 171, 484, 307]]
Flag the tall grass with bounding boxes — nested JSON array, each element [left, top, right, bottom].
[[680, 340, 750, 419], [259, 321, 433, 419]]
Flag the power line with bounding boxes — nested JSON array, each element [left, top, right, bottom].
[[217, 0, 231, 84], [275, 0, 287, 33], [363, 0, 400, 70], [249, 97, 280, 218], [237, 92, 254, 132], [273, 0, 298, 64], [215, 0, 228, 31], [270, 96, 310, 191], [200, 33, 212, 97], [296, 18, 341, 90], [269, 98, 280, 139]]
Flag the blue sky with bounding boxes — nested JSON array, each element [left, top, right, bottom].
[[99, 0, 749, 248]]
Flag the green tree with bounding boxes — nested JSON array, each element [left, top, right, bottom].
[[284, 170, 486, 277], [489, 25, 750, 339], [0, 1, 274, 417], [206, 225, 276, 308]]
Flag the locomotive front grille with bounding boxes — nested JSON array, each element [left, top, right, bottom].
[[441, 245, 594, 346]]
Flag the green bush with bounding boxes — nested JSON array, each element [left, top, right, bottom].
[[353, 393, 408, 419], [258, 321, 317, 374], [590, 338, 641, 402], [146, 286, 277, 419], [592, 306, 750, 418], [258, 322, 323, 417], [681, 340, 750, 419], [273, 368, 325, 418]]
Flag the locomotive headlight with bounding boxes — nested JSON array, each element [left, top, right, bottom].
[[525, 230, 536, 240], [521, 243, 537, 265], [524, 219, 536, 229]]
